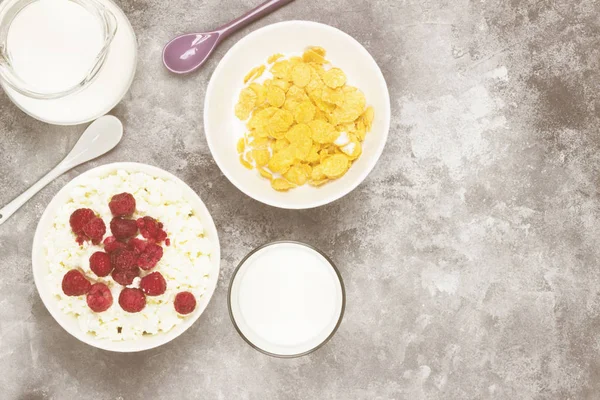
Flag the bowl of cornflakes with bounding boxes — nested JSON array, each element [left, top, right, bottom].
[[204, 20, 390, 209]]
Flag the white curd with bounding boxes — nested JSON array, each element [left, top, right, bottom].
[[43, 169, 214, 341]]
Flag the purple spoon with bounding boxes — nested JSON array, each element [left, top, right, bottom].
[[163, 0, 295, 74]]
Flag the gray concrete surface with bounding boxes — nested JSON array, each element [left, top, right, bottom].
[[1, 0, 600, 398]]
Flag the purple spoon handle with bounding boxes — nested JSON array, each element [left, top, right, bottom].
[[217, 0, 295, 39]]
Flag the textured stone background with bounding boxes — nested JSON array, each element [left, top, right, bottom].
[[2, 0, 600, 398]]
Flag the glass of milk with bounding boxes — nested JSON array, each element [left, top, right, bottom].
[[229, 241, 346, 357], [0, 0, 118, 100]]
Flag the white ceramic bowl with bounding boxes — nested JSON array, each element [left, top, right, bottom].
[[204, 20, 391, 209], [31, 163, 220, 352]]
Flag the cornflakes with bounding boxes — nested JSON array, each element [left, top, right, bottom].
[[267, 53, 284, 64], [258, 167, 273, 180], [294, 101, 316, 124], [291, 63, 311, 88], [306, 144, 320, 164], [266, 86, 286, 107], [268, 146, 295, 173], [314, 108, 328, 121], [249, 82, 267, 105], [308, 120, 338, 144], [234, 87, 257, 120], [270, 60, 292, 81], [293, 135, 313, 160], [239, 155, 253, 170], [264, 109, 294, 138], [302, 46, 328, 64], [250, 136, 270, 149], [271, 178, 296, 192], [287, 85, 309, 101], [311, 164, 326, 181], [321, 154, 349, 178], [355, 119, 367, 141], [321, 88, 344, 106], [323, 68, 347, 88], [275, 138, 291, 152], [252, 149, 270, 167], [362, 106, 374, 131], [284, 165, 309, 186], [270, 78, 291, 92], [236, 138, 245, 154], [244, 65, 266, 84], [285, 123, 311, 143], [234, 47, 374, 191], [309, 178, 329, 186]]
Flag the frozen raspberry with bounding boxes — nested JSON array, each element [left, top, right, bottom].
[[82, 217, 106, 245], [118, 288, 146, 313], [174, 291, 196, 315], [137, 217, 167, 243], [86, 283, 113, 312], [109, 193, 136, 217], [89, 251, 112, 277], [110, 217, 138, 240], [136, 216, 157, 235], [156, 231, 167, 243], [111, 249, 138, 271], [62, 270, 92, 296], [140, 272, 167, 296], [104, 236, 127, 254], [137, 243, 163, 270], [127, 238, 148, 254], [69, 208, 95, 235], [111, 268, 140, 286]]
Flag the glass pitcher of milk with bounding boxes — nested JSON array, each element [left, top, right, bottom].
[[0, 0, 117, 100]]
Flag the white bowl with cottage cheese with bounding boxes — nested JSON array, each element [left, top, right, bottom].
[[32, 162, 220, 352]]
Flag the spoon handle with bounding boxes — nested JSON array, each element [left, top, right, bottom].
[[217, 0, 295, 39], [0, 116, 122, 227], [0, 163, 68, 227]]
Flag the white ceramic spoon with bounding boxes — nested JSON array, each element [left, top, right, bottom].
[[0, 115, 123, 226]]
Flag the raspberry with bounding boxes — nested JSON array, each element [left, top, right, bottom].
[[111, 249, 138, 271], [156, 231, 167, 243], [86, 283, 113, 312], [140, 272, 166, 296], [136, 217, 157, 236], [69, 208, 95, 235], [118, 288, 146, 313], [89, 251, 112, 277], [104, 236, 127, 254], [127, 238, 148, 254], [111, 268, 140, 286], [82, 217, 106, 245], [137, 243, 163, 270], [62, 270, 91, 296], [110, 217, 138, 240], [174, 291, 196, 315], [109, 193, 136, 217], [137, 216, 167, 243]]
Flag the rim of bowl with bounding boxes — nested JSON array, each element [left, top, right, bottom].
[[227, 240, 346, 358], [204, 20, 391, 209], [31, 162, 221, 352]]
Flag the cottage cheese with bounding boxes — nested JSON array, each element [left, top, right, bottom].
[[43, 169, 215, 341]]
